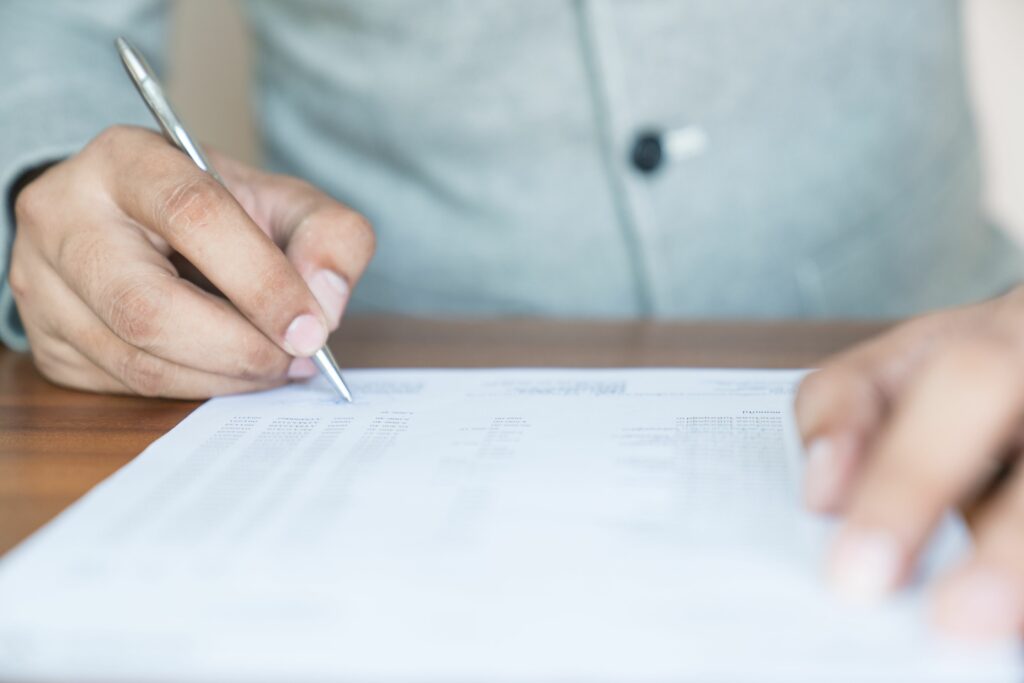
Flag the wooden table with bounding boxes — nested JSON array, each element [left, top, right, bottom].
[[0, 316, 888, 557]]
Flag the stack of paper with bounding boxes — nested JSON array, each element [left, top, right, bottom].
[[0, 369, 1018, 681]]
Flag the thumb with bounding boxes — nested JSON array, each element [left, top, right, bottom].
[[286, 203, 375, 330]]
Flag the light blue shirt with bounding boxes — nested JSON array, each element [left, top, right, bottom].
[[0, 0, 1019, 351]]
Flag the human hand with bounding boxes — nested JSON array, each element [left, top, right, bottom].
[[796, 286, 1024, 640], [9, 125, 374, 398]]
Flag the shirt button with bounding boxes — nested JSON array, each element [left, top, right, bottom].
[[631, 131, 663, 174]]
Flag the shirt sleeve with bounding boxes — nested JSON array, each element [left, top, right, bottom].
[[0, 0, 169, 350]]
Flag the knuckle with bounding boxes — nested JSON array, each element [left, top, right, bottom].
[[795, 364, 881, 437], [314, 207, 375, 260], [118, 349, 171, 397], [238, 334, 286, 379], [91, 124, 129, 148], [795, 365, 852, 411], [106, 279, 172, 348], [154, 175, 223, 240], [796, 369, 827, 401], [89, 124, 152, 155], [794, 369, 836, 434], [55, 231, 105, 285], [7, 248, 30, 303], [87, 125, 134, 161], [12, 177, 46, 227], [347, 211, 376, 255], [87, 125, 169, 180]]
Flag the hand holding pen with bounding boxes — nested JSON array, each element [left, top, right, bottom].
[[5, 38, 373, 399]]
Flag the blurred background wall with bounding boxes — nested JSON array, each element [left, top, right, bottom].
[[167, 1, 259, 166], [167, 0, 1024, 241], [967, 0, 1024, 242]]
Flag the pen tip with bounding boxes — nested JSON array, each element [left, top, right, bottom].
[[311, 347, 354, 403], [334, 377, 353, 403]]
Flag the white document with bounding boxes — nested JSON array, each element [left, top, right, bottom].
[[0, 369, 1018, 682]]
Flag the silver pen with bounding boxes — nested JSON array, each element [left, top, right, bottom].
[[115, 36, 353, 402]]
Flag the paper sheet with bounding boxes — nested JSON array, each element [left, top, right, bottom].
[[0, 368, 1019, 681]]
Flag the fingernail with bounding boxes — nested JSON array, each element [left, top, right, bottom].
[[284, 313, 327, 356], [937, 568, 1023, 640], [307, 269, 349, 330], [288, 357, 317, 379], [829, 529, 903, 604], [805, 438, 842, 511]]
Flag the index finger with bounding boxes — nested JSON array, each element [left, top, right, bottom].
[[795, 308, 981, 512], [830, 333, 1024, 602], [102, 128, 329, 358]]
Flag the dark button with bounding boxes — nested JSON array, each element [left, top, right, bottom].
[[631, 131, 663, 174]]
